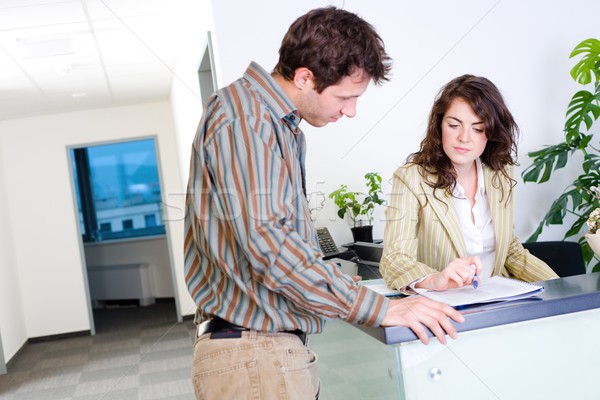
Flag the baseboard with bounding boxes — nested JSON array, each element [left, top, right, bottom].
[[28, 330, 91, 344], [4, 329, 90, 372], [154, 297, 176, 304]]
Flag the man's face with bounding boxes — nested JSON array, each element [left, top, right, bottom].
[[296, 68, 371, 127]]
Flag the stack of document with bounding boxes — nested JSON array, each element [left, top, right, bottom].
[[420, 276, 544, 307], [358, 278, 402, 297], [360, 276, 544, 307]]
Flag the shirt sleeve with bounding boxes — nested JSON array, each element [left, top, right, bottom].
[[493, 167, 559, 282], [503, 235, 560, 281], [379, 165, 440, 290], [201, 103, 387, 327]]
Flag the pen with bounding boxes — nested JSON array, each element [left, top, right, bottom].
[[472, 264, 479, 289]]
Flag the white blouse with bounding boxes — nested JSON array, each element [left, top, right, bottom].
[[451, 158, 496, 279]]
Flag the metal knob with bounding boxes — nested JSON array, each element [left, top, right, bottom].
[[429, 367, 442, 381]]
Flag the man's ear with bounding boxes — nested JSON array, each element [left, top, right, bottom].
[[293, 67, 313, 89]]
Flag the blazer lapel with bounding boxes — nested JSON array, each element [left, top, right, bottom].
[[420, 180, 467, 257], [485, 166, 509, 275]]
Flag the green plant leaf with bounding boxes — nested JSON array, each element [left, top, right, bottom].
[[564, 214, 587, 238], [522, 165, 541, 182], [579, 134, 593, 150], [565, 91, 600, 142], [570, 189, 583, 210], [545, 193, 569, 225], [526, 221, 545, 242], [569, 38, 600, 85], [522, 142, 575, 183], [539, 159, 554, 183], [583, 153, 600, 174], [556, 151, 569, 169]]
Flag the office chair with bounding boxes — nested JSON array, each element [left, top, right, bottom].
[[522, 241, 586, 277]]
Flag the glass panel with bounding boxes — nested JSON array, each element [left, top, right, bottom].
[[72, 138, 165, 242]]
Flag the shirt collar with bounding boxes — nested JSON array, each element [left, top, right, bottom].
[[452, 158, 486, 198], [243, 61, 301, 131], [475, 158, 485, 195]]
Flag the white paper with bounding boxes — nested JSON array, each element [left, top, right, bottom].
[[420, 276, 544, 307], [358, 278, 402, 297]]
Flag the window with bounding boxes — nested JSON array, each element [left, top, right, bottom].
[[71, 138, 165, 242], [145, 214, 157, 227]]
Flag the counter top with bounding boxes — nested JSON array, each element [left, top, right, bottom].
[[356, 272, 600, 345]]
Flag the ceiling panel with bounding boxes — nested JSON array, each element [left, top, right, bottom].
[[0, 0, 196, 120], [0, 2, 85, 31]]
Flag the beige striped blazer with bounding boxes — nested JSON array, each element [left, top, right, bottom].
[[380, 163, 559, 290]]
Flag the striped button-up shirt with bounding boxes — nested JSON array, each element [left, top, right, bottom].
[[184, 62, 387, 334]]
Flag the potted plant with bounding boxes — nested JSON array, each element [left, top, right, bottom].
[[329, 172, 385, 242], [585, 187, 600, 257], [521, 38, 600, 271]]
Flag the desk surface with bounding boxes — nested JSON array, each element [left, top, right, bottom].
[[356, 272, 600, 345]]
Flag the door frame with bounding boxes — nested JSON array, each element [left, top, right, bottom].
[[66, 135, 182, 334], [0, 327, 6, 374]]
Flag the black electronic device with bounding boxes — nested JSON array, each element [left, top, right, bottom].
[[317, 227, 342, 258], [352, 241, 384, 263]]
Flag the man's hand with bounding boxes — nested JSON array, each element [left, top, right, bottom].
[[381, 296, 464, 345]]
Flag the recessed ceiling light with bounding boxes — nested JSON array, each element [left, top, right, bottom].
[[72, 92, 87, 98], [16, 34, 74, 59], [55, 63, 72, 77]]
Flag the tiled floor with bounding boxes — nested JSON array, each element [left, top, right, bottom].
[[0, 301, 399, 399]]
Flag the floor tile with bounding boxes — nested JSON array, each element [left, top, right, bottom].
[[1, 301, 401, 400]]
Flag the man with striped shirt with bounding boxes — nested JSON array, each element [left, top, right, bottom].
[[184, 7, 464, 399]]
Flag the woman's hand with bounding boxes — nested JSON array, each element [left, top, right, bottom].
[[416, 256, 482, 291]]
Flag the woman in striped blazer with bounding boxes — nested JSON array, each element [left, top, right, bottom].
[[380, 75, 558, 293]]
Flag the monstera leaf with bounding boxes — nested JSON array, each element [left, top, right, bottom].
[[522, 38, 600, 272]]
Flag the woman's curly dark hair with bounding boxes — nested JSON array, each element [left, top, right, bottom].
[[408, 74, 518, 203], [274, 6, 392, 92]]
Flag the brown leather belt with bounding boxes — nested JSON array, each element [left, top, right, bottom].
[[198, 316, 308, 345]]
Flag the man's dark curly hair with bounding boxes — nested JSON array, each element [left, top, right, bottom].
[[274, 7, 392, 92]]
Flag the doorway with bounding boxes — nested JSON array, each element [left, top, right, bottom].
[[68, 137, 179, 334], [198, 31, 217, 108]]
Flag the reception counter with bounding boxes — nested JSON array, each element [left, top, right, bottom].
[[354, 272, 600, 400]]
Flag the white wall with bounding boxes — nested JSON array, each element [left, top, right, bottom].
[[0, 132, 27, 362], [210, 0, 598, 246], [170, 0, 213, 183], [0, 101, 192, 361], [167, 0, 213, 317]]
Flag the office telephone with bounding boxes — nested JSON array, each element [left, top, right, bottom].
[[317, 227, 342, 258]]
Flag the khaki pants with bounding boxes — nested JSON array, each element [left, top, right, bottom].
[[192, 330, 320, 399]]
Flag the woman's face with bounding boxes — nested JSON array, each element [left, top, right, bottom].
[[441, 97, 488, 172]]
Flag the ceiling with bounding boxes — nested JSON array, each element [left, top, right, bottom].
[[0, 0, 196, 121]]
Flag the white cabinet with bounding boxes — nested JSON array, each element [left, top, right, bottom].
[[395, 308, 600, 400], [87, 263, 155, 307]]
